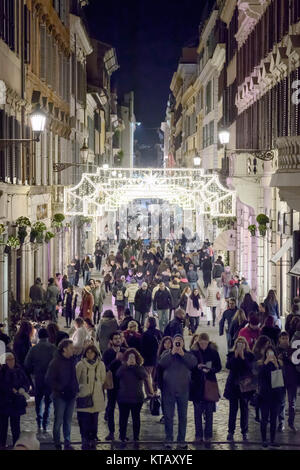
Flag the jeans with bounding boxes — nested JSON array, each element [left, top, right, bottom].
[[105, 281, 111, 293], [223, 285, 230, 299], [116, 305, 125, 321], [52, 395, 76, 445], [226, 332, 232, 351], [129, 302, 135, 316], [118, 402, 143, 441], [74, 271, 79, 286], [278, 387, 286, 425], [0, 414, 20, 447], [84, 271, 91, 286], [193, 401, 214, 439], [260, 397, 280, 442], [228, 395, 249, 434], [77, 412, 99, 448], [93, 306, 102, 325], [163, 392, 189, 443], [158, 309, 169, 332], [189, 282, 198, 292], [35, 383, 52, 429], [135, 310, 148, 327], [47, 304, 57, 322], [107, 389, 118, 435], [210, 307, 216, 326], [189, 317, 199, 334]]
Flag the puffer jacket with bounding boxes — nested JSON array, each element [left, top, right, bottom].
[[125, 283, 139, 303], [206, 284, 221, 307], [76, 357, 106, 413], [169, 282, 182, 309]]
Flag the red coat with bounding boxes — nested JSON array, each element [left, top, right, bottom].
[[81, 292, 94, 321], [238, 326, 260, 350]]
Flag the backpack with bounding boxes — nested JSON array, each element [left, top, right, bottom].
[[116, 289, 124, 301]]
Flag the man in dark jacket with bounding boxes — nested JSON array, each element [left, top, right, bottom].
[[134, 283, 152, 327], [158, 334, 197, 449], [112, 281, 126, 320], [146, 258, 158, 277], [187, 265, 198, 291], [153, 282, 172, 332], [74, 256, 81, 287], [219, 299, 238, 350], [29, 278, 45, 306], [46, 278, 60, 323], [164, 308, 185, 338], [102, 331, 127, 441], [24, 328, 56, 433], [141, 317, 163, 397], [202, 256, 212, 288], [45, 339, 79, 450]]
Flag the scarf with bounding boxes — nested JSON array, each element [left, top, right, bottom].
[[192, 294, 200, 310]]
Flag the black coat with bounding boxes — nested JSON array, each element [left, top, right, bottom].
[[277, 346, 299, 388], [189, 343, 222, 403], [13, 335, 32, 367], [260, 326, 281, 346], [258, 362, 284, 400], [24, 339, 57, 387], [45, 350, 79, 399], [163, 317, 184, 338], [134, 289, 152, 314], [224, 351, 255, 400], [141, 329, 163, 366], [153, 289, 172, 310], [0, 365, 30, 416], [229, 320, 248, 348], [168, 283, 182, 310]]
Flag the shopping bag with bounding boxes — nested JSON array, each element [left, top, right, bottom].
[[206, 306, 212, 322], [204, 379, 220, 402], [271, 369, 284, 389]]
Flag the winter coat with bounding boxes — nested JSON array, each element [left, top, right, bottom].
[[13, 335, 32, 367], [141, 328, 162, 366], [45, 350, 79, 399], [134, 288, 152, 314], [123, 331, 142, 353], [116, 365, 148, 404], [125, 283, 139, 303], [29, 284, 45, 305], [258, 362, 284, 401], [186, 296, 202, 317], [163, 317, 184, 338], [260, 326, 281, 346], [179, 293, 189, 311], [228, 285, 239, 303], [153, 289, 172, 310], [169, 282, 182, 310], [158, 349, 197, 396], [63, 291, 77, 316], [46, 284, 59, 307], [229, 320, 248, 348], [223, 351, 255, 400], [206, 284, 221, 308], [238, 326, 260, 350], [240, 299, 259, 319], [0, 365, 30, 416], [202, 258, 212, 273], [71, 327, 88, 356], [24, 339, 56, 387], [221, 271, 232, 287], [190, 342, 222, 403], [81, 292, 94, 320], [76, 358, 106, 413], [219, 307, 238, 336], [112, 284, 126, 307], [96, 317, 119, 353], [212, 263, 224, 279], [187, 270, 198, 283], [92, 286, 105, 309], [238, 283, 251, 304], [277, 346, 299, 388]]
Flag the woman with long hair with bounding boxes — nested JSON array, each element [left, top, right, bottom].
[[240, 293, 259, 319], [96, 310, 118, 354], [264, 290, 280, 326], [46, 322, 69, 347], [186, 288, 202, 334], [155, 336, 173, 424], [224, 336, 255, 442], [229, 309, 248, 348], [252, 335, 272, 423], [260, 316, 281, 346], [179, 286, 192, 332], [13, 321, 34, 367]]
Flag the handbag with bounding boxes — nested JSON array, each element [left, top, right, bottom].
[[103, 370, 114, 390], [150, 396, 161, 416], [239, 375, 257, 394], [76, 365, 97, 408], [204, 379, 220, 402], [271, 369, 284, 389], [216, 292, 221, 301]]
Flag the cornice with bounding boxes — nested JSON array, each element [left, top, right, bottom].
[[70, 14, 93, 57], [236, 0, 271, 49]]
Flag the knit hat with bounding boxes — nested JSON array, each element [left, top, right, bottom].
[[14, 431, 40, 450]]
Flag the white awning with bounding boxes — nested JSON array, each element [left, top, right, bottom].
[[289, 259, 300, 277], [213, 230, 236, 252], [270, 237, 293, 264]]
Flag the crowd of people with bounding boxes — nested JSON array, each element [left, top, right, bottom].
[[1, 234, 300, 450]]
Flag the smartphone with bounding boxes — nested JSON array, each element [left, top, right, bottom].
[[267, 350, 275, 357], [175, 342, 181, 347]]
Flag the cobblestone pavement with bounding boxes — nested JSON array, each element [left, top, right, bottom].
[[6, 265, 300, 451]]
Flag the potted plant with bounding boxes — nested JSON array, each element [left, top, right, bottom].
[[248, 225, 257, 237], [31, 222, 47, 243], [0, 223, 6, 238], [45, 231, 55, 243], [16, 217, 31, 244], [256, 214, 269, 237], [52, 213, 65, 229], [4, 236, 20, 254], [258, 225, 267, 237]]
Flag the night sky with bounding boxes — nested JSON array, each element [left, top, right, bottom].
[[84, 0, 215, 158]]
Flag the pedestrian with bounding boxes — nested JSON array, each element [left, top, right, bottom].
[[24, 328, 56, 433], [0, 352, 30, 449], [45, 339, 79, 450], [224, 336, 255, 442], [94, 246, 104, 271], [116, 348, 154, 448], [83, 318, 97, 347], [202, 256, 212, 289], [45, 278, 60, 322], [153, 282, 172, 332], [164, 308, 185, 338], [228, 280, 239, 304], [240, 293, 259, 319], [264, 290, 280, 327], [238, 278, 251, 306], [206, 279, 221, 327], [92, 280, 105, 325], [260, 315, 281, 346], [76, 344, 106, 449], [168, 279, 182, 321], [238, 312, 260, 350], [228, 309, 248, 349], [158, 334, 197, 449], [96, 310, 119, 354], [67, 261, 76, 287], [219, 298, 238, 351], [71, 318, 88, 364], [124, 279, 139, 317], [187, 265, 198, 292], [80, 286, 94, 322], [258, 345, 284, 448], [63, 285, 77, 328], [186, 288, 202, 334], [112, 280, 126, 321], [46, 323, 69, 347], [134, 282, 152, 328], [277, 331, 299, 433], [212, 259, 224, 286], [123, 321, 142, 353], [252, 335, 273, 423], [29, 278, 45, 318], [141, 317, 162, 398], [82, 256, 94, 286], [13, 321, 34, 368], [190, 333, 222, 447], [221, 266, 232, 299], [179, 286, 192, 333]]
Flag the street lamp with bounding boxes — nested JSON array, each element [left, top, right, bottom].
[[80, 139, 89, 162], [218, 128, 275, 161], [193, 155, 201, 166], [103, 164, 109, 169], [0, 105, 47, 148], [219, 129, 230, 145]]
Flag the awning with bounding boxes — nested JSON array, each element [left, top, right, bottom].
[[288, 259, 300, 277], [270, 237, 293, 264], [213, 230, 236, 252]]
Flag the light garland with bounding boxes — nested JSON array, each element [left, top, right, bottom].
[[64, 168, 236, 218]]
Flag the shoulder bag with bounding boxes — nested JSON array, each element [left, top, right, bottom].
[[271, 369, 284, 389], [103, 370, 114, 390], [76, 365, 97, 409], [204, 379, 220, 402], [239, 375, 257, 394]]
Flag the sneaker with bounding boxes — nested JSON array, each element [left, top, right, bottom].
[[105, 433, 114, 441], [277, 423, 285, 432], [242, 434, 248, 441], [207, 322, 210, 326], [270, 442, 281, 448], [227, 433, 234, 442], [42, 428, 49, 434], [288, 424, 297, 433], [159, 416, 165, 424], [262, 441, 268, 448]]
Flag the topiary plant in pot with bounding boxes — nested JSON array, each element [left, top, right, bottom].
[[32, 222, 47, 243], [52, 213, 65, 229], [256, 214, 269, 237], [4, 236, 20, 254], [45, 231, 55, 243], [248, 225, 257, 237], [16, 217, 31, 244]]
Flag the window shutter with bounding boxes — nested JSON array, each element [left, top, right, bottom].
[[40, 24, 46, 80]]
